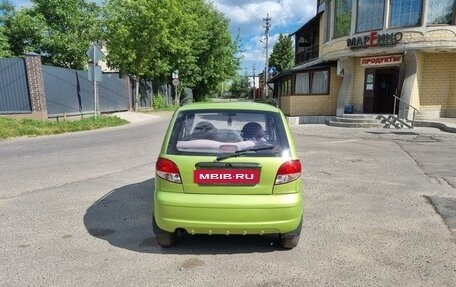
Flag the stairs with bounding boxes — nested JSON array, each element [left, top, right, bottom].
[[327, 114, 385, 128], [327, 114, 414, 129]]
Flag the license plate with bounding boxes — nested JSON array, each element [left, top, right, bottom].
[[194, 169, 260, 185]]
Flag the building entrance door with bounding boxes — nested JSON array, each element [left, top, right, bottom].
[[363, 67, 399, 114]]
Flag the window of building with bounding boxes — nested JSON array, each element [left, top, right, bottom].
[[277, 78, 292, 97], [427, 0, 455, 24], [283, 79, 291, 96], [318, 0, 326, 13], [334, 0, 352, 38], [356, 0, 384, 32], [295, 70, 329, 95], [311, 71, 329, 94], [325, 0, 332, 42], [390, 0, 423, 28], [295, 73, 310, 94]]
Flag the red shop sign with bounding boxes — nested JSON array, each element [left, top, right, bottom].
[[360, 55, 402, 67]]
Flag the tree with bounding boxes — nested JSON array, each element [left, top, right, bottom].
[[0, 0, 13, 18], [4, 9, 45, 57], [0, 27, 10, 57], [102, 0, 180, 109], [34, 0, 100, 69], [269, 34, 294, 73], [0, 0, 14, 57], [5, 0, 100, 69], [184, 1, 240, 100], [229, 74, 251, 98], [102, 0, 240, 104]]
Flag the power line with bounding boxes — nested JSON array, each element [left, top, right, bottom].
[[228, 0, 266, 21]]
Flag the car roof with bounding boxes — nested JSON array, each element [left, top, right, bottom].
[[177, 101, 281, 113]]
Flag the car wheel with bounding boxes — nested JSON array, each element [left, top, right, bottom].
[[278, 217, 302, 249], [153, 216, 176, 247], [278, 234, 300, 249]]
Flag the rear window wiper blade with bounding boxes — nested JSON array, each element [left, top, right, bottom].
[[216, 146, 274, 161]]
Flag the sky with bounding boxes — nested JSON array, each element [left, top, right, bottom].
[[212, 0, 317, 75], [10, 0, 318, 76]]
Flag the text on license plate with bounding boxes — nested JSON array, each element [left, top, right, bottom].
[[194, 169, 260, 185]]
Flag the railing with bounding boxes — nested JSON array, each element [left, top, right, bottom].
[[295, 44, 319, 65], [393, 94, 419, 128]]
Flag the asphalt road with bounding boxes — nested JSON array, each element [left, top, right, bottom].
[[1, 114, 455, 287]]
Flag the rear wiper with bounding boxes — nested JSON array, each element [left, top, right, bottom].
[[216, 146, 274, 161]]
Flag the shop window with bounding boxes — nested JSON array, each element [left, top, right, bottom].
[[356, 0, 384, 32], [427, 0, 455, 24], [390, 0, 423, 28], [295, 70, 329, 95], [334, 0, 352, 38]]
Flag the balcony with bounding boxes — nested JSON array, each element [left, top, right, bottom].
[[295, 44, 319, 65]]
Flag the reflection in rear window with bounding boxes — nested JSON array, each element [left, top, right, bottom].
[[167, 110, 289, 157]]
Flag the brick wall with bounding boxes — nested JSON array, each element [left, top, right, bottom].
[[350, 61, 365, 112], [403, 30, 456, 44], [24, 54, 47, 119], [418, 53, 456, 118]]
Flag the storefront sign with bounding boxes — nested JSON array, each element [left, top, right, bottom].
[[347, 31, 403, 49], [360, 55, 402, 67]]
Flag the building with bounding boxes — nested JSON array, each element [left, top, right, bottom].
[[270, 0, 456, 124]]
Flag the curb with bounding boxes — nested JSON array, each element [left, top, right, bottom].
[[414, 121, 456, 133]]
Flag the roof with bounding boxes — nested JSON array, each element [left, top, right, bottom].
[[289, 12, 323, 37], [268, 61, 337, 83], [178, 101, 281, 113]]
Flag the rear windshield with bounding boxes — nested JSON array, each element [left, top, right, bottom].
[[166, 109, 290, 157]]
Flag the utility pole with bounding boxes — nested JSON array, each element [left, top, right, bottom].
[[252, 64, 256, 89], [252, 64, 257, 99], [263, 13, 271, 98]]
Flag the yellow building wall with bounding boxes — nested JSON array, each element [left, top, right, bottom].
[[340, 52, 456, 117], [280, 67, 342, 116], [448, 68, 456, 117], [351, 61, 366, 112], [418, 53, 456, 118], [410, 53, 424, 112]]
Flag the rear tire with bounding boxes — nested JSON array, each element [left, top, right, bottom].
[[278, 234, 300, 249], [153, 216, 176, 247], [278, 216, 302, 249]]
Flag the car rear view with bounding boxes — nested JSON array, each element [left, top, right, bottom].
[[153, 102, 303, 249]]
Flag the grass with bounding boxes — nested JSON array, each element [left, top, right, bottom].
[[0, 115, 128, 140], [146, 105, 179, 112]]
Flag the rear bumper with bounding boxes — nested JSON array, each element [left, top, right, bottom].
[[153, 191, 303, 235]]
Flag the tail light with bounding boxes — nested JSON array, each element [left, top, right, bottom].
[[156, 157, 182, 183], [275, 160, 302, 185]]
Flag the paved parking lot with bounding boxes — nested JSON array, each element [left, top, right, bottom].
[[292, 124, 456, 235], [1, 115, 455, 286]]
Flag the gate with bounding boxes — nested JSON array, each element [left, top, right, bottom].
[[0, 58, 31, 113]]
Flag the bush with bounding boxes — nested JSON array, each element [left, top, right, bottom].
[[152, 93, 167, 109]]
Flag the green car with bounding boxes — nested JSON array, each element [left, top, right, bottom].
[[153, 101, 303, 249]]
